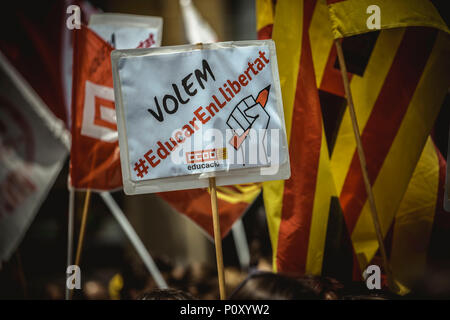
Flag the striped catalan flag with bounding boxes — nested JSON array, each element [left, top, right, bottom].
[[323, 0, 450, 287], [258, 0, 353, 279], [255, 0, 274, 40], [388, 137, 447, 292], [258, 0, 450, 289]]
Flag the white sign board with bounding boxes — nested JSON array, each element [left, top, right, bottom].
[[89, 13, 163, 49], [112, 41, 290, 194], [0, 53, 69, 262]]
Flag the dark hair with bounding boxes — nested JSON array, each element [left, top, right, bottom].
[[407, 264, 450, 299], [295, 274, 344, 300], [139, 288, 196, 300], [229, 272, 320, 300], [342, 293, 389, 300], [339, 282, 396, 300]]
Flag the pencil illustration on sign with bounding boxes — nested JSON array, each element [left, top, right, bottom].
[[227, 85, 271, 151]]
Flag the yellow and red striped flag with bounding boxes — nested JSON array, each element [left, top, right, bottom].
[[388, 137, 447, 292], [323, 0, 450, 286], [259, 0, 450, 288], [258, 0, 352, 279]]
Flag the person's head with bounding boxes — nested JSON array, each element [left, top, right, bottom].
[[407, 263, 450, 299], [229, 272, 320, 300], [139, 288, 195, 300], [338, 280, 396, 300], [342, 294, 388, 300], [295, 274, 344, 300]]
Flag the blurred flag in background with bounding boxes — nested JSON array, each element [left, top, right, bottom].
[[0, 53, 69, 262], [258, 0, 354, 281], [259, 0, 450, 292], [325, 0, 449, 292], [0, 1, 97, 129], [69, 26, 122, 191], [0, 1, 92, 262], [70, 13, 163, 191]]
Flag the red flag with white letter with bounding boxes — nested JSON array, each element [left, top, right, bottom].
[[69, 26, 122, 191]]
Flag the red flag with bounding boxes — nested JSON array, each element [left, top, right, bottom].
[[69, 26, 122, 191], [160, 184, 260, 238], [0, 1, 97, 128]]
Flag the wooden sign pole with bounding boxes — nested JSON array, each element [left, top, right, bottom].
[[69, 189, 91, 299], [196, 40, 226, 300], [334, 39, 396, 291], [75, 189, 91, 270], [209, 177, 227, 300]]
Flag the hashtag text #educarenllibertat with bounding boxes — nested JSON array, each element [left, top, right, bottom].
[[133, 50, 270, 179]]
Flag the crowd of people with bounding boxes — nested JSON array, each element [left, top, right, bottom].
[[138, 271, 392, 300], [138, 267, 450, 300]]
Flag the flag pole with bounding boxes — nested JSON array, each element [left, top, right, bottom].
[[65, 188, 75, 300], [99, 192, 168, 289], [334, 39, 396, 291], [70, 189, 91, 299], [196, 40, 226, 299], [231, 218, 250, 270], [209, 177, 226, 300], [14, 250, 28, 298]]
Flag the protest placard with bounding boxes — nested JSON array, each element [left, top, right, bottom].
[[111, 40, 290, 299], [89, 13, 162, 50], [111, 40, 290, 195]]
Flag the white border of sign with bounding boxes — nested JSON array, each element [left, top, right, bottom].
[[111, 40, 290, 195]]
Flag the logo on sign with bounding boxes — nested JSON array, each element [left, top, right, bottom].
[[81, 81, 117, 142], [137, 33, 156, 48], [185, 148, 227, 164], [226, 86, 270, 151]]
